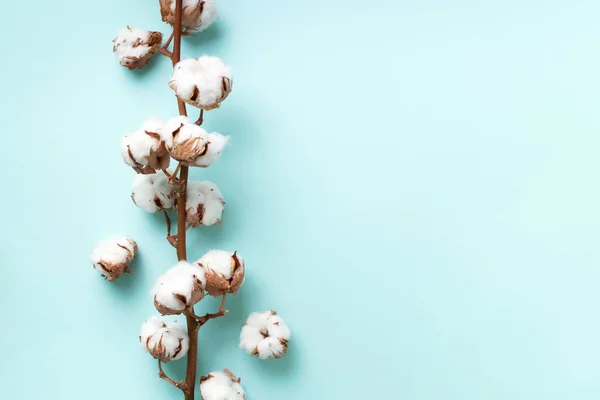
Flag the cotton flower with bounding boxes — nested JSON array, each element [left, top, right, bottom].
[[113, 26, 163, 70], [90, 236, 137, 281], [153, 261, 207, 315], [161, 116, 228, 167], [169, 56, 232, 110], [140, 316, 189, 362], [131, 174, 176, 213], [240, 311, 291, 359], [200, 369, 245, 400], [121, 117, 169, 174], [196, 250, 244, 296], [186, 181, 225, 227], [159, 0, 219, 34]]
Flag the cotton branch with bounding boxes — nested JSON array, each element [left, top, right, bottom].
[[158, 360, 186, 390]]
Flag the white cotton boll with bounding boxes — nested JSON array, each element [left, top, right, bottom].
[[140, 316, 189, 362], [121, 117, 168, 174], [140, 316, 166, 346], [169, 56, 232, 110], [194, 132, 229, 167], [240, 311, 291, 359], [160, 0, 219, 34], [131, 174, 175, 213], [113, 26, 162, 70], [153, 261, 206, 315], [200, 370, 245, 400], [186, 181, 225, 227], [197, 250, 245, 296], [161, 115, 192, 149], [90, 236, 137, 281]]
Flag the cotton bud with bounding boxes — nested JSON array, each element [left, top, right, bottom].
[[197, 250, 244, 296], [186, 181, 225, 227], [240, 311, 291, 359], [153, 261, 207, 315], [169, 56, 232, 110], [200, 369, 245, 400], [140, 316, 189, 362], [113, 26, 162, 70], [131, 174, 176, 213], [159, 0, 219, 34], [161, 116, 228, 167], [90, 236, 137, 281], [121, 117, 169, 174]]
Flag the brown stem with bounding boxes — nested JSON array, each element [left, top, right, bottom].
[[158, 360, 186, 391], [163, 210, 172, 236], [194, 109, 204, 126], [162, 30, 175, 51], [160, 48, 173, 59], [169, 162, 183, 184], [170, 4, 196, 399]]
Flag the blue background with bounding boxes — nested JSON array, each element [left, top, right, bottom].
[[1, 0, 599, 398]]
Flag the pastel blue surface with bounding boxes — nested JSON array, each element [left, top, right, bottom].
[[1, 0, 600, 398]]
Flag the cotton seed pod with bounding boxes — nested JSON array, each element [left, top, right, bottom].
[[131, 174, 176, 213], [113, 26, 163, 70], [90, 236, 137, 281], [159, 0, 219, 34], [169, 56, 232, 110], [240, 311, 291, 359], [121, 117, 169, 174], [161, 116, 228, 167], [153, 261, 207, 315], [200, 369, 245, 400], [140, 316, 189, 363], [196, 250, 245, 296], [186, 181, 225, 227]]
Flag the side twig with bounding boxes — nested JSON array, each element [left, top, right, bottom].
[[158, 360, 186, 391]]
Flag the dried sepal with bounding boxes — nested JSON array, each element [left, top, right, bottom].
[[121, 117, 170, 174], [140, 316, 189, 362], [240, 311, 291, 359], [169, 56, 232, 110], [153, 261, 207, 315], [90, 236, 137, 281], [197, 250, 245, 296], [200, 369, 245, 400], [159, 0, 219, 34], [113, 26, 163, 70]]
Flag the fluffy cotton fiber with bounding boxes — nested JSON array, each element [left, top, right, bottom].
[[240, 311, 291, 359], [169, 56, 232, 110], [90, 236, 137, 281], [113, 26, 163, 70], [131, 174, 176, 213], [196, 250, 245, 296], [153, 261, 207, 315], [200, 369, 245, 400], [186, 181, 225, 227], [159, 0, 219, 34], [121, 117, 169, 174], [140, 316, 189, 362]]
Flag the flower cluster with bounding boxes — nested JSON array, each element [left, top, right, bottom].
[[90, 236, 137, 281], [240, 311, 291, 359], [159, 0, 219, 34], [140, 316, 189, 362], [200, 369, 245, 400], [113, 27, 163, 70], [169, 56, 232, 110]]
